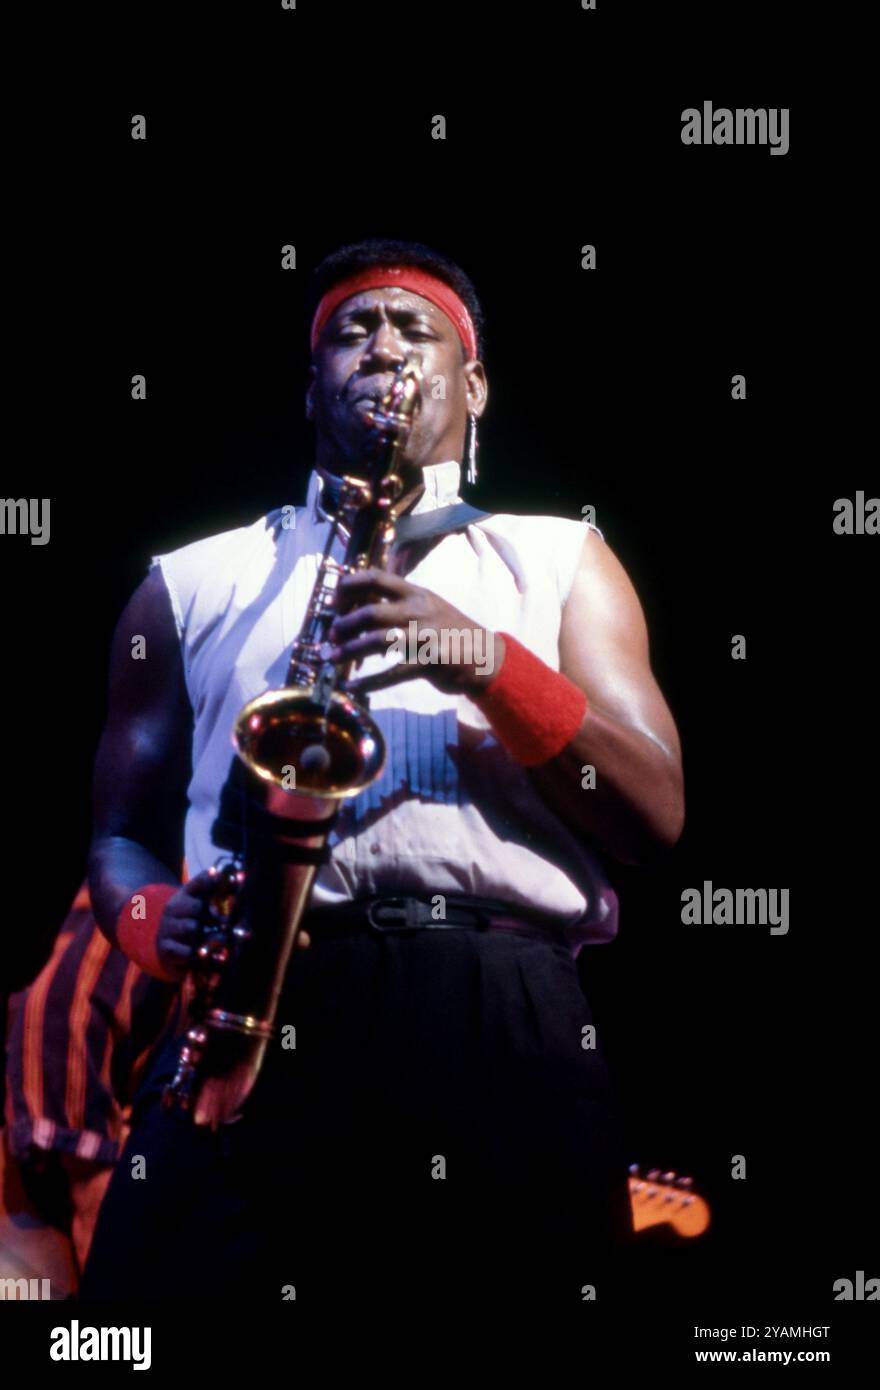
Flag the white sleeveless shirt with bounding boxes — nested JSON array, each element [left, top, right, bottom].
[[150, 460, 620, 957]]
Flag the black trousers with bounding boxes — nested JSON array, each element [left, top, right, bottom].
[[79, 923, 632, 1308]]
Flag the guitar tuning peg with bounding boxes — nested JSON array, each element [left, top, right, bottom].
[[628, 1163, 641, 1175], [675, 1175, 694, 1189], [661, 1171, 677, 1183], [646, 1169, 661, 1181]]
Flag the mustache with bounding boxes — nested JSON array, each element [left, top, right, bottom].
[[337, 381, 390, 405], [332, 388, 424, 422]]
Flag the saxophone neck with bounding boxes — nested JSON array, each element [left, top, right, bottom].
[[365, 357, 423, 468]]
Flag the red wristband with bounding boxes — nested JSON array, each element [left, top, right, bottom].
[[116, 883, 179, 981], [470, 631, 588, 767]]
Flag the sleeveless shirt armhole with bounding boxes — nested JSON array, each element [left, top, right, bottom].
[[560, 520, 605, 611], [149, 556, 184, 641]]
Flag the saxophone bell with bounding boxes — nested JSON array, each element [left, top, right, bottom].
[[233, 683, 385, 799]]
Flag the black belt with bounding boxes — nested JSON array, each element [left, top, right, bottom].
[[302, 894, 569, 946]]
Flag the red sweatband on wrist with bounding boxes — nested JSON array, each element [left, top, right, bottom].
[[116, 883, 179, 981], [471, 632, 588, 767]]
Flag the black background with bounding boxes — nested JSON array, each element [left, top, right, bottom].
[[2, 0, 875, 1364]]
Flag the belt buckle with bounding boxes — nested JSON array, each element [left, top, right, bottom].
[[365, 896, 422, 932]]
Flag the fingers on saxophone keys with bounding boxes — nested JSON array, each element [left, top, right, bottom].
[[172, 898, 210, 927], [175, 917, 201, 938], [327, 603, 383, 641], [338, 567, 401, 598], [162, 941, 195, 965], [159, 941, 196, 979], [344, 664, 413, 699], [327, 630, 383, 663]]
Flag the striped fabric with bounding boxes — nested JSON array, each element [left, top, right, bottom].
[[4, 881, 181, 1167], [347, 707, 459, 822]]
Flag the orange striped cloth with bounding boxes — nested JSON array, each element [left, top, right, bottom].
[[4, 876, 184, 1166]]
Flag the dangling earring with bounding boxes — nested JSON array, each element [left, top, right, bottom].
[[465, 412, 479, 486]]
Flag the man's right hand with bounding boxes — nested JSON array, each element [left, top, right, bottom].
[[154, 869, 219, 980], [154, 867, 313, 980]]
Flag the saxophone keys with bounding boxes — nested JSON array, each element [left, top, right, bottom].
[[197, 939, 230, 967]]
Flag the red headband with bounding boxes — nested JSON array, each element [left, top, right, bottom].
[[310, 265, 478, 360]]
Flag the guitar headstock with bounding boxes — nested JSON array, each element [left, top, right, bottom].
[[628, 1164, 711, 1238]]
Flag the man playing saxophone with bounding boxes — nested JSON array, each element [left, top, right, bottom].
[[80, 237, 684, 1309]]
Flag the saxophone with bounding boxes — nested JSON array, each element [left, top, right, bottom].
[[162, 357, 423, 1128]]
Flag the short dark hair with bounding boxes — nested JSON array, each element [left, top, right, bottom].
[[305, 237, 487, 361]]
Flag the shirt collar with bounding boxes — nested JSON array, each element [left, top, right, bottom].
[[308, 459, 462, 526]]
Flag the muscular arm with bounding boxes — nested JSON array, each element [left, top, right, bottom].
[[88, 565, 193, 946], [526, 531, 685, 866], [324, 530, 685, 867]]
